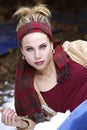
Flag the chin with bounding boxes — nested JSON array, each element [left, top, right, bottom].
[[35, 65, 46, 70]]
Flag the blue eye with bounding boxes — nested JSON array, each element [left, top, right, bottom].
[[26, 47, 33, 52], [40, 44, 47, 49]]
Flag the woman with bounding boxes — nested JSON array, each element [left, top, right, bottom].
[[1, 4, 87, 130]]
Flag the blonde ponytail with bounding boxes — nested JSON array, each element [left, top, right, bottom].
[[14, 4, 51, 31]]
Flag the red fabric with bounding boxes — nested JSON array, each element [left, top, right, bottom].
[[54, 45, 69, 68], [17, 22, 53, 44], [15, 60, 42, 115], [41, 60, 87, 112], [15, 44, 70, 116]]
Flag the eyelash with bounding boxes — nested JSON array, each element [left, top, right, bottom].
[[26, 48, 33, 51], [26, 44, 47, 51], [40, 44, 47, 49]]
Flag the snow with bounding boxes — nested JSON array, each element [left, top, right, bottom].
[[34, 110, 70, 130]]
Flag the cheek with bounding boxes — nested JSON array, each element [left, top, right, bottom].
[[25, 55, 33, 61], [24, 52, 33, 62], [24, 51, 33, 58], [25, 56, 34, 66], [44, 49, 52, 61], [46, 47, 52, 56]]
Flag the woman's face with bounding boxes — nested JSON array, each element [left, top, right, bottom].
[[21, 32, 53, 70]]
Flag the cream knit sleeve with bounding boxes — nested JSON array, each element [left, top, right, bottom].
[[62, 40, 87, 68]]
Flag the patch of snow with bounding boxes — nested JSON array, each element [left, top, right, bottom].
[[34, 110, 70, 130]]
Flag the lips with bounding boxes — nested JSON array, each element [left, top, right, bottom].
[[35, 61, 44, 65]]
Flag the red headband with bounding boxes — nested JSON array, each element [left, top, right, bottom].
[[17, 22, 53, 44]]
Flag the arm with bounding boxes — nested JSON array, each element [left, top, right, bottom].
[[0, 108, 36, 130]]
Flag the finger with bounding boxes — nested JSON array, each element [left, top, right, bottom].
[[7, 110, 17, 126], [11, 113, 18, 126], [5, 108, 16, 125], [2, 108, 14, 124], [1, 108, 10, 124]]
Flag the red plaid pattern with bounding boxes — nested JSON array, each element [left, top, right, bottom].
[[17, 22, 53, 44]]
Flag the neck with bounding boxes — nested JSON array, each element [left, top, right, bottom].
[[36, 58, 55, 76]]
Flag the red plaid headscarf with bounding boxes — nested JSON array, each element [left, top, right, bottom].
[[17, 22, 53, 44]]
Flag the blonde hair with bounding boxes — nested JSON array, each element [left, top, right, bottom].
[[14, 4, 51, 31]]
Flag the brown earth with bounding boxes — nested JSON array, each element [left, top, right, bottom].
[[0, 49, 20, 84]]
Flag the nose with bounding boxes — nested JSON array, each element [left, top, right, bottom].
[[35, 50, 41, 59]]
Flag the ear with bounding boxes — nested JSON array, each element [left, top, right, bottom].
[[50, 42, 53, 50]]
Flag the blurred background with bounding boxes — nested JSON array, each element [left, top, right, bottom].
[[0, 0, 87, 107]]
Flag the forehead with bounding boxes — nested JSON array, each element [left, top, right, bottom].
[[21, 32, 50, 46]]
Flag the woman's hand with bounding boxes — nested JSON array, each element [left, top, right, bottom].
[[0, 108, 29, 129]]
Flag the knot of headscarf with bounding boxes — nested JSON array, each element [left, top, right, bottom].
[[17, 22, 53, 44]]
